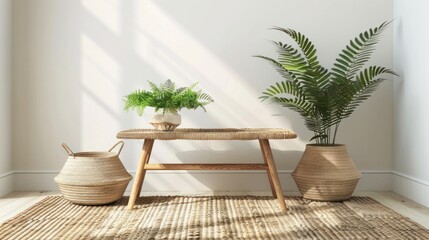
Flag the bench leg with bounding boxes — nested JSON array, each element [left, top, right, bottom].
[[259, 140, 277, 198], [259, 139, 288, 213], [127, 139, 155, 210]]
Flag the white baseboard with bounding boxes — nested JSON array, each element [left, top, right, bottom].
[[392, 171, 429, 208], [0, 171, 14, 197], [13, 171, 59, 191], [12, 170, 392, 192], [355, 170, 392, 191]]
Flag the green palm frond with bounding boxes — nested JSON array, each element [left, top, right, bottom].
[[273, 41, 308, 78], [253, 55, 299, 82], [270, 28, 332, 109], [272, 97, 315, 121], [273, 27, 320, 70], [332, 21, 391, 81], [260, 81, 304, 101], [339, 66, 396, 119], [255, 21, 396, 145]]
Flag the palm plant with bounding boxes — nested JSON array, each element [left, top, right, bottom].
[[255, 21, 396, 145], [124, 79, 214, 116]]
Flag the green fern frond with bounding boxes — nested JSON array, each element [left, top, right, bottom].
[[188, 82, 199, 90], [162, 79, 175, 92], [123, 79, 213, 116], [148, 81, 159, 92], [198, 92, 214, 102]]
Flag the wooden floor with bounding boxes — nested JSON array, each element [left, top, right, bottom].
[[1, 191, 428, 229]]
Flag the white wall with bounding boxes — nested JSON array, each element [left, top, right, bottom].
[[0, 0, 13, 196], [393, 0, 429, 207], [12, 0, 393, 192]]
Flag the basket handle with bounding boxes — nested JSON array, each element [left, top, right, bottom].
[[62, 143, 75, 158], [108, 141, 124, 155]]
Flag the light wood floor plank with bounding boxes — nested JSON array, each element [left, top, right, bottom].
[[359, 191, 429, 229], [0, 191, 58, 223]]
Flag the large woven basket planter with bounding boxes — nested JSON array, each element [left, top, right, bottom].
[[55, 142, 132, 205], [292, 144, 361, 201]]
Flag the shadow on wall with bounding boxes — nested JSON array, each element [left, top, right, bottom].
[[77, 0, 311, 145], [76, 0, 308, 192], [17, 0, 324, 191], [14, 0, 393, 193]]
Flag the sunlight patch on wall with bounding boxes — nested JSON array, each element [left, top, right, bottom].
[[80, 34, 122, 147], [81, 0, 121, 35], [81, 35, 119, 85], [132, 1, 302, 151]]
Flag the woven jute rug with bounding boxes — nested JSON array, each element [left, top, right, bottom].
[[0, 196, 428, 239]]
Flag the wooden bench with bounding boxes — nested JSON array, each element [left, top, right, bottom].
[[117, 128, 297, 213]]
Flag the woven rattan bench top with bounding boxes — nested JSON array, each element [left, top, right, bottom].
[[117, 128, 297, 140]]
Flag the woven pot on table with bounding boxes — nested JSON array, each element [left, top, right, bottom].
[[150, 110, 181, 131], [292, 144, 361, 201]]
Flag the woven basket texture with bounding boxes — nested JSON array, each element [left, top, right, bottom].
[[117, 128, 297, 140], [55, 149, 132, 205], [150, 122, 179, 131], [292, 144, 362, 201]]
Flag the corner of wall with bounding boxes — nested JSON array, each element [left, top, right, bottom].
[[0, 0, 13, 197], [392, 172, 429, 207], [392, 0, 429, 208], [0, 172, 14, 197]]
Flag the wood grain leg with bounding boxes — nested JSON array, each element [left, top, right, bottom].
[[259, 140, 277, 199], [127, 139, 155, 210], [259, 139, 288, 213], [136, 141, 154, 196]]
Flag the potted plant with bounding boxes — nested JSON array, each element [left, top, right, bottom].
[[124, 79, 214, 131], [255, 21, 396, 201]]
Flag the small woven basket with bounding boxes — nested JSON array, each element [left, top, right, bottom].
[[55, 141, 132, 205]]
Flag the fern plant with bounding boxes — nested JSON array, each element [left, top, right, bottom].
[[124, 79, 214, 116], [255, 21, 396, 145]]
